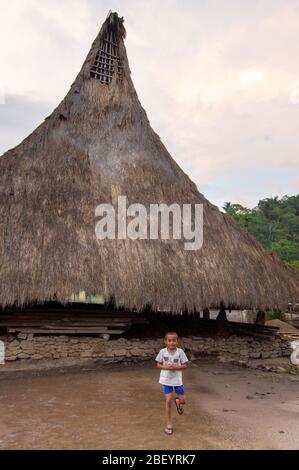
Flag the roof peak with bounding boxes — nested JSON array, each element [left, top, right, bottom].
[[103, 11, 126, 40]]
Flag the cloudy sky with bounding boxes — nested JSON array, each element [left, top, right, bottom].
[[0, 0, 298, 209]]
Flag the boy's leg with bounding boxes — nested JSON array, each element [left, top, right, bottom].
[[177, 395, 186, 405], [175, 386, 186, 409], [165, 393, 173, 427]]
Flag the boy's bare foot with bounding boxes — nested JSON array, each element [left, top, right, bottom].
[[164, 425, 173, 435]]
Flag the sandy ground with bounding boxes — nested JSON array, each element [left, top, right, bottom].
[[0, 358, 299, 450]]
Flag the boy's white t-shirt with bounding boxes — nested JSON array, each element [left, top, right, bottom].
[[155, 347, 188, 386]]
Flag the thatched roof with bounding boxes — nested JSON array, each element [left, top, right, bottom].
[[0, 12, 298, 312]]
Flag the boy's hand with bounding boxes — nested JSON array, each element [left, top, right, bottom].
[[168, 364, 184, 371]]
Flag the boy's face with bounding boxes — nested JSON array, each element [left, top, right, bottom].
[[165, 334, 178, 350]]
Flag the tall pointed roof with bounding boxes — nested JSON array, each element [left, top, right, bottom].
[[0, 12, 298, 311]]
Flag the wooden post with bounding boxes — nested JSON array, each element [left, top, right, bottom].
[[216, 302, 228, 334], [203, 308, 210, 319], [255, 310, 266, 325]]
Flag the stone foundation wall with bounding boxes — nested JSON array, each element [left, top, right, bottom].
[[0, 333, 292, 364]]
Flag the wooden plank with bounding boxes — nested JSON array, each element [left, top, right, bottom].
[[1, 309, 140, 317], [0, 311, 138, 317], [42, 325, 108, 331], [0, 321, 130, 327], [7, 328, 124, 335], [0, 324, 130, 330], [42, 323, 128, 328], [0, 314, 136, 321]]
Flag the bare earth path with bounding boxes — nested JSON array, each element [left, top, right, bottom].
[[0, 358, 299, 450]]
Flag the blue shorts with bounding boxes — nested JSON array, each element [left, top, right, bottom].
[[163, 385, 185, 396]]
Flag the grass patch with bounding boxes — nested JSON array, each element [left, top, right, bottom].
[[288, 366, 299, 380]]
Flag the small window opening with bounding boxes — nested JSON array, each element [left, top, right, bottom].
[[90, 30, 123, 84]]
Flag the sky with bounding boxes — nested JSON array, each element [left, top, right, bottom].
[[0, 0, 298, 209]]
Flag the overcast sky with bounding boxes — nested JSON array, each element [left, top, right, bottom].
[[0, 0, 298, 209]]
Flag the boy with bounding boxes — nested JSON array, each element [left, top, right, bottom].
[[155, 332, 189, 435]]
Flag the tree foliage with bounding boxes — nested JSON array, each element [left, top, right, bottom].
[[223, 195, 299, 269]]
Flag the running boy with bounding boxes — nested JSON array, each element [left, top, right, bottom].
[[155, 332, 189, 435]]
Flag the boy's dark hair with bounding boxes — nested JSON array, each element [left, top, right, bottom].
[[165, 331, 178, 340]]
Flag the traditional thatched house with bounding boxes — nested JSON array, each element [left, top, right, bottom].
[[0, 12, 298, 314]]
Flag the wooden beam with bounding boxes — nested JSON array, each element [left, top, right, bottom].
[[255, 311, 266, 326], [7, 328, 124, 335]]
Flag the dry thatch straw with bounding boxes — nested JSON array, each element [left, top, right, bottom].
[[0, 12, 298, 312]]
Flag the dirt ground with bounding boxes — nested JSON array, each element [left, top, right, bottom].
[[0, 358, 299, 450]]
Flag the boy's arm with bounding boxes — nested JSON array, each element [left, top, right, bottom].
[[173, 363, 188, 370], [156, 361, 172, 370]]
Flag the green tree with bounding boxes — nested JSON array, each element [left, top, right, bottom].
[[223, 195, 299, 265], [271, 239, 299, 263]]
